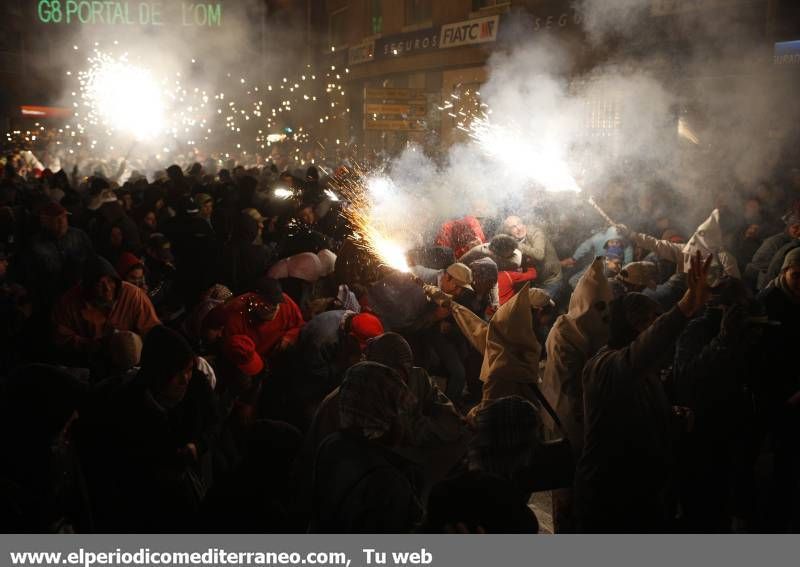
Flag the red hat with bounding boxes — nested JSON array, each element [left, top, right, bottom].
[[349, 313, 384, 350], [115, 252, 144, 279], [223, 335, 264, 376]]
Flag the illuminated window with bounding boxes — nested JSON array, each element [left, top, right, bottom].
[[405, 0, 432, 26], [369, 0, 382, 34]]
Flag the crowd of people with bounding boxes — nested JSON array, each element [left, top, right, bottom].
[[0, 150, 798, 534]]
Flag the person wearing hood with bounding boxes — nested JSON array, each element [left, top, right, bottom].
[[309, 361, 422, 533], [542, 258, 612, 457], [501, 215, 564, 295], [757, 247, 800, 531], [617, 209, 741, 284], [83, 325, 219, 531], [564, 226, 634, 289], [762, 237, 800, 290], [449, 283, 553, 417], [746, 208, 800, 291], [221, 211, 271, 295], [574, 252, 713, 533], [541, 258, 612, 532], [52, 255, 161, 357]]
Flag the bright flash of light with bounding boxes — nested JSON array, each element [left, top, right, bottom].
[[82, 52, 165, 141], [335, 171, 410, 273], [324, 188, 340, 202], [273, 187, 295, 199], [469, 113, 581, 193]]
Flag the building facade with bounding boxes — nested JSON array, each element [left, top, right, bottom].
[[319, 0, 800, 155]]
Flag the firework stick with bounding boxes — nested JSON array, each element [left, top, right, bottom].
[[587, 196, 617, 226]]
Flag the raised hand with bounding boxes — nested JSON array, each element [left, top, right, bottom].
[[678, 251, 713, 317]]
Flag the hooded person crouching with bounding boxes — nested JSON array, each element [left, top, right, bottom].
[[52, 255, 160, 360]]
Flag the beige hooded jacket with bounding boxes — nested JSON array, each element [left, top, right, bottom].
[[541, 258, 612, 456], [627, 209, 740, 281], [451, 284, 546, 417]]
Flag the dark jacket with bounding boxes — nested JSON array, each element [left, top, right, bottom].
[[221, 214, 270, 295], [162, 213, 219, 302], [84, 370, 219, 532], [575, 307, 688, 533], [309, 431, 422, 533], [22, 227, 93, 305], [746, 232, 792, 290]]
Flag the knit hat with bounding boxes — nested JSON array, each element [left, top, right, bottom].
[[365, 332, 414, 373], [349, 312, 385, 349], [338, 361, 416, 440], [138, 325, 195, 389], [254, 276, 284, 305], [617, 261, 658, 289], [446, 262, 474, 290], [115, 252, 145, 280], [782, 247, 800, 271], [107, 331, 143, 371], [223, 335, 264, 376]]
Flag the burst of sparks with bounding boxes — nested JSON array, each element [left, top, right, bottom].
[[333, 168, 410, 273], [81, 52, 166, 141]]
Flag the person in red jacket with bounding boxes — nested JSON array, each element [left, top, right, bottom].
[[435, 216, 486, 259], [497, 267, 538, 305], [222, 277, 305, 358]]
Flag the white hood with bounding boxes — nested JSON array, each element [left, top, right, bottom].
[[682, 209, 727, 281], [565, 257, 613, 355]]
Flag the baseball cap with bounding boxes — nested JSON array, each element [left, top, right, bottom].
[[446, 263, 474, 290], [223, 335, 264, 376]]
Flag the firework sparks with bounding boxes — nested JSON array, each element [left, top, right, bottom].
[[334, 169, 410, 273], [468, 111, 581, 193], [81, 52, 165, 141]]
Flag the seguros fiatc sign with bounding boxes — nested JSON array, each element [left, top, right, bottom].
[[439, 15, 499, 49]]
